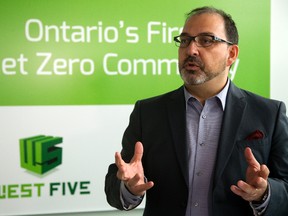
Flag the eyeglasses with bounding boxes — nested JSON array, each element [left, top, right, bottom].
[[173, 34, 234, 48]]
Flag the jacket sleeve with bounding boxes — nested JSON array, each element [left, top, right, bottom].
[[265, 101, 288, 215], [104, 163, 124, 210], [104, 101, 142, 210]]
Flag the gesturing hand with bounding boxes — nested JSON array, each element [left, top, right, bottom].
[[230, 147, 270, 202], [115, 141, 154, 196]]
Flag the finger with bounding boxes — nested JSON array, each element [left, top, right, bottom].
[[245, 147, 260, 168], [230, 185, 256, 201], [253, 168, 269, 189], [126, 175, 154, 196], [126, 173, 144, 187], [131, 141, 144, 162], [254, 177, 268, 190], [115, 152, 125, 168], [259, 164, 270, 180], [132, 181, 154, 196], [230, 184, 243, 197], [236, 180, 256, 193], [115, 152, 127, 180], [230, 181, 260, 201]]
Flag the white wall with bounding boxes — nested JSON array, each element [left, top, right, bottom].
[[35, 1, 287, 216], [270, 0, 288, 105]]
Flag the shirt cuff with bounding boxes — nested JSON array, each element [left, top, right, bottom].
[[120, 181, 144, 210]]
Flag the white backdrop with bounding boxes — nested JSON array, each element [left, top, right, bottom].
[[0, 105, 134, 215], [271, 0, 288, 105]]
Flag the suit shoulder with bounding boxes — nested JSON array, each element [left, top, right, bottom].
[[239, 88, 283, 109], [137, 86, 184, 105]]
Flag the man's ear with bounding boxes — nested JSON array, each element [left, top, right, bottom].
[[227, 45, 239, 67]]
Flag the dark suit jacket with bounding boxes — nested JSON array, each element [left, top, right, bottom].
[[105, 82, 288, 216]]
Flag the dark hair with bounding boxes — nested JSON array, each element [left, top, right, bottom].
[[186, 6, 239, 45]]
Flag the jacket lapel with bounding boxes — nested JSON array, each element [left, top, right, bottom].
[[166, 86, 189, 187], [213, 82, 247, 185]]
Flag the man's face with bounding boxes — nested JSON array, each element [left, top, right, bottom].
[[178, 13, 233, 86]]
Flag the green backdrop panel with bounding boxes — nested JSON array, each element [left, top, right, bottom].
[[0, 0, 270, 105]]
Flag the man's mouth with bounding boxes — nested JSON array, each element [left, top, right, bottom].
[[184, 62, 200, 70]]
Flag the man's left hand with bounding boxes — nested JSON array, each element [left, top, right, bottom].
[[230, 147, 270, 202]]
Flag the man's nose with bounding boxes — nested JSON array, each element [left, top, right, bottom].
[[186, 40, 200, 56]]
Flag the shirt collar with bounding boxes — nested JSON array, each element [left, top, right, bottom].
[[184, 79, 230, 111]]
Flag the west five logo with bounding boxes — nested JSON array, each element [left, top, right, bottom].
[[19, 135, 63, 174], [0, 135, 91, 200]]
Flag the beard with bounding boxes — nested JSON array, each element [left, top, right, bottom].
[[179, 55, 226, 85]]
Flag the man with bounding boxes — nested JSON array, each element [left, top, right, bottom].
[[105, 6, 288, 216]]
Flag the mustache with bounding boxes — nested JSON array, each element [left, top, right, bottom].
[[183, 56, 203, 67]]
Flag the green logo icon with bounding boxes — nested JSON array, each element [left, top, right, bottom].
[[19, 135, 63, 175]]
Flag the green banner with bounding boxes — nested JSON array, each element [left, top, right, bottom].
[[0, 0, 270, 105]]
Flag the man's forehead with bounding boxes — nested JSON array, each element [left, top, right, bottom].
[[183, 13, 225, 35]]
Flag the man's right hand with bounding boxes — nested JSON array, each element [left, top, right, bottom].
[[115, 141, 154, 196]]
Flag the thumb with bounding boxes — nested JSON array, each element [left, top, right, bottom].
[[131, 141, 143, 162]]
